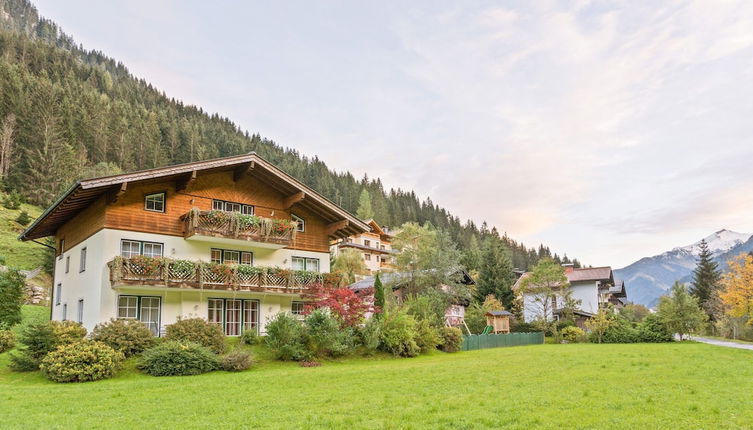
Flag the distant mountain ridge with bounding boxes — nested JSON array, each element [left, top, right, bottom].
[[615, 229, 753, 308]]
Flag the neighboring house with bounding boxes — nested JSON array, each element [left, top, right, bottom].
[[513, 265, 628, 328], [348, 270, 474, 330], [20, 153, 369, 336], [330, 219, 396, 273]]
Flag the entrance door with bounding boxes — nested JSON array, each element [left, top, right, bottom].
[[139, 297, 161, 336], [225, 299, 242, 336]]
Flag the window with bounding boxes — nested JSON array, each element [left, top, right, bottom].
[[120, 240, 163, 258], [65, 256, 70, 274], [364, 239, 371, 247], [291, 256, 320, 272], [117, 295, 161, 336], [291, 214, 305, 232], [144, 192, 165, 212], [62, 303, 67, 321], [55, 283, 61, 305], [77, 299, 84, 323], [291, 301, 305, 316], [79, 247, 87, 272], [380, 245, 385, 250], [210, 248, 252, 265], [375, 255, 380, 263], [58, 239, 65, 259], [364, 254, 371, 261], [207, 298, 259, 336], [212, 199, 253, 215]]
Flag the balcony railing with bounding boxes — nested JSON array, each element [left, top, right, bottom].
[[182, 208, 298, 246], [108, 256, 340, 293]]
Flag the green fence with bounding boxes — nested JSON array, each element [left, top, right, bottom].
[[461, 332, 544, 351]]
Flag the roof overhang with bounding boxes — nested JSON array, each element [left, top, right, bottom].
[[20, 152, 370, 240]]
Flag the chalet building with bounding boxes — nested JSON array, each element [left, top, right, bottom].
[[330, 219, 395, 273], [513, 265, 627, 328], [20, 153, 369, 336]]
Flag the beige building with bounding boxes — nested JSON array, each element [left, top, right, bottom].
[[331, 219, 395, 273]]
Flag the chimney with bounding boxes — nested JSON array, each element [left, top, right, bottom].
[[562, 263, 574, 273]]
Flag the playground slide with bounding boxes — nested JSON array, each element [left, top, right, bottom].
[[481, 325, 493, 335]]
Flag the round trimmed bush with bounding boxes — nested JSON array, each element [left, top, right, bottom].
[[50, 320, 88, 345], [91, 319, 157, 357], [9, 320, 85, 371], [40, 341, 124, 383], [240, 329, 258, 346], [138, 341, 219, 376], [220, 350, 253, 372], [0, 330, 15, 353], [438, 327, 463, 353], [560, 326, 586, 343], [378, 309, 420, 358], [165, 317, 225, 354]]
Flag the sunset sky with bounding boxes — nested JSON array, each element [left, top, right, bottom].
[[34, 0, 753, 267]]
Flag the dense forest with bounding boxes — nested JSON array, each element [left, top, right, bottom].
[[0, 0, 580, 271]]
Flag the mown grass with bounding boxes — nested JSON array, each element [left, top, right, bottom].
[[1, 308, 752, 429], [0, 194, 48, 270]]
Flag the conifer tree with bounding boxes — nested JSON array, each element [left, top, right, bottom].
[[374, 273, 385, 314], [461, 234, 482, 273], [689, 239, 722, 322], [475, 238, 516, 309], [356, 189, 374, 220], [0, 268, 25, 327]]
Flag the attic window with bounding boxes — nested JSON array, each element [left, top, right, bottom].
[[145, 192, 165, 213], [291, 214, 305, 232]]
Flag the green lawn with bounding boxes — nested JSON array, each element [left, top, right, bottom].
[[1, 319, 752, 429], [0, 194, 48, 270]]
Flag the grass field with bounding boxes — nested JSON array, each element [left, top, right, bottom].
[[2, 309, 752, 429], [0, 193, 48, 270]]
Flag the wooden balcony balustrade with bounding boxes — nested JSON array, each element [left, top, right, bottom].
[[182, 208, 297, 247], [108, 256, 330, 293]]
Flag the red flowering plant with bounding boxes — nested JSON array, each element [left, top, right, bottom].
[[302, 284, 376, 327]]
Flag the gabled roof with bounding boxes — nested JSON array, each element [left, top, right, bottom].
[[513, 266, 616, 291], [486, 310, 513, 317], [20, 152, 370, 240]]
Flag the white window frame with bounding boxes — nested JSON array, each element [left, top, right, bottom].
[[55, 283, 61, 305], [210, 248, 252, 265], [291, 301, 305, 316], [291, 256, 320, 272], [120, 239, 164, 258], [62, 303, 67, 321], [65, 256, 70, 274], [79, 247, 87, 273], [144, 192, 166, 213], [212, 199, 254, 215], [117, 295, 161, 336], [77, 299, 84, 323], [291, 214, 305, 232], [207, 298, 259, 336]]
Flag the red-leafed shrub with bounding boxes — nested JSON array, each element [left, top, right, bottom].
[[303, 284, 375, 327]]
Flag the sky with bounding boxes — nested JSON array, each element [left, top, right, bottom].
[[33, 0, 753, 268]]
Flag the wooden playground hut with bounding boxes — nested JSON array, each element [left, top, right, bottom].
[[485, 310, 513, 334]]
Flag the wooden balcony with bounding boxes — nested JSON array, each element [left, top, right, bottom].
[[108, 256, 335, 293], [182, 208, 297, 249]]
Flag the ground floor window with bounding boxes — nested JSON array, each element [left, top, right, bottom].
[[291, 256, 320, 272], [207, 298, 259, 336], [291, 301, 305, 320], [117, 295, 161, 336], [77, 299, 84, 323]]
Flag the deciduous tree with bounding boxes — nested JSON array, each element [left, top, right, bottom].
[[519, 259, 569, 332], [720, 253, 753, 326], [332, 248, 368, 286], [657, 282, 707, 340]]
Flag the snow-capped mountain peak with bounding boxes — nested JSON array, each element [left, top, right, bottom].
[[676, 229, 752, 256]]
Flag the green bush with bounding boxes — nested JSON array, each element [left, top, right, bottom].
[[358, 318, 381, 353], [636, 314, 673, 343], [0, 268, 25, 328], [40, 341, 124, 383], [378, 308, 420, 358], [165, 317, 225, 354], [511, 322, 536, 333], [0, 330, 15, 353], [304, 309, 355, 358], [9, 320, 85, 371], [220, 350, 253, 372], [438, 327, 463, 353], [404, 292, 448, 328], [464, 304, 487, 334], [414, 319, 440, 353], [265, 313, 309, 361], [596, 317, 638, 343], [138, 341, 219, 376], [15, 211, 32, 226], [91, 319, 156, 357], [1, 191, 21, 210], [560, 326, 586, 343], [240, 329, 258, 346]]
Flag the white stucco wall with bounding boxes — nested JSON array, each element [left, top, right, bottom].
[[52, 228, 330, 333], [522, 281, 600, 323]]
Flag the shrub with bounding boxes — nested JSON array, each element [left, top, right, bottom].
[[40, 341, 124, 383], [304, 309, 355, 358], [438, 327, 463, 353], [265, 313, 309, 361], [240, 329, 258, 346], [556, 319, 575, 332], [10, 320, 85, 371], [414, 319, 440, 353], [0, 330, 15, 353], [464, 303, 487, 334], [637, 314, 673, 343], [596, 317, 638, 343], [1, 191, 21, 210], [138, 341, 219, 376], [220, 350, 253, 372], [165, 317, 225, 354], [560, 326, 586, 343], [511, 322, 536, 333], [91, 319, 156, 357], [358, 318, 382, 353], [15, 211, 32, 226], [0, 268, 25, 328], [378, 308, 420, 358], [404, 292, 449, 328]]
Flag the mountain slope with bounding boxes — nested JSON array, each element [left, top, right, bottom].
[[615, 230, 752, 308]]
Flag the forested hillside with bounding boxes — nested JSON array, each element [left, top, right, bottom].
[[0, 0, 580, 271]]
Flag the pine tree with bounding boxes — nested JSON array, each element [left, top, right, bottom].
[[689, 239, 722, 322], [356, 189, 374, 220], [0, 268, 25, 327], [374, 273, 385, 314], [475, 238, 516, 309], [461, 234, 482, 273]]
